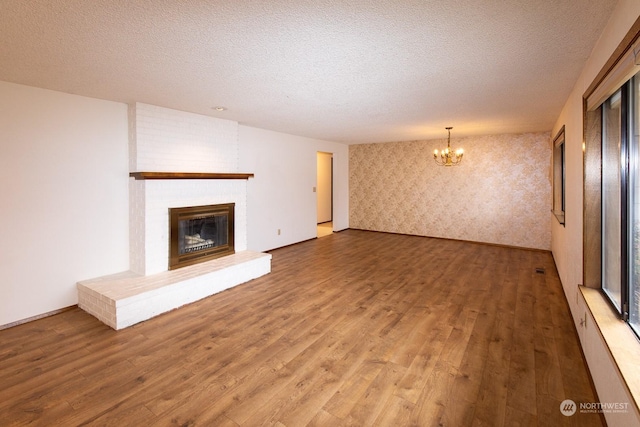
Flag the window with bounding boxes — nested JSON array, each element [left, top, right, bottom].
[[552, 126, 565, 225], [584, 21, 640, 340], [601, 75, 640, 337]]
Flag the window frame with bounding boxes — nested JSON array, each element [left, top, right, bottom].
[[601, 83, 631, 321], [582, 16, 640, 414], [552, 126, 566, 225], [584, 21, 640, 332]]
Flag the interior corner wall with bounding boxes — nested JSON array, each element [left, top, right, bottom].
[[0, 81, 129, 327], [238, 126, 349, 252], [551, 0, 640, 425], [350, 132, 552, 250]]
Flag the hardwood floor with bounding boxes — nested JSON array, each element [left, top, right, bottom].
[[0, 230, 603, 426]]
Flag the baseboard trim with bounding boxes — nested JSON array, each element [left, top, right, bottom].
[[0, 305, 78, 330], [348, 227, 551, 253]]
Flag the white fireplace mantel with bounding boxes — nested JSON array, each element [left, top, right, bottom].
[[129, 172, 254, 180]]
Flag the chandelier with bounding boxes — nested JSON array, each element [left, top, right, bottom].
[[433, 127, 463, 166]]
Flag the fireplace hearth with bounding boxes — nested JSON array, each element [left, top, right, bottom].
[[169, 203, 235, 270]]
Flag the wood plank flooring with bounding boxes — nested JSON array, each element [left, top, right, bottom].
[[0, 230, 603, 426]]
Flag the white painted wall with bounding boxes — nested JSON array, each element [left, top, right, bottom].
[[238, 126, 348, 252], [0, 83, 348, 326], [0, 81, 129, 326], [316, 152, 333, 223], [552, 1, 640, 425]]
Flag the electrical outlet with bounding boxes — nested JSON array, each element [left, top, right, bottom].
[[313, 186, 316, 192], [277, 229, 281, 235], [579, 312, 587, 328]]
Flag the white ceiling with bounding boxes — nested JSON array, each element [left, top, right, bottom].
[[0, 0, 617, 144]]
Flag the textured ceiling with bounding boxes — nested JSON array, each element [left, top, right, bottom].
[[0, 0, 617, 143]]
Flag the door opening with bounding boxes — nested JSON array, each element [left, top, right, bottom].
[[317, 152, 333, 237]]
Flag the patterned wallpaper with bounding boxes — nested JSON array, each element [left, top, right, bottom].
[[349, 132, 552, 250]]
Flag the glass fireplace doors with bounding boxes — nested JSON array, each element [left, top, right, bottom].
[[169, 203, 235, 270]]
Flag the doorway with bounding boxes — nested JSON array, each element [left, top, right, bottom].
[[317, 152, 333, 237]]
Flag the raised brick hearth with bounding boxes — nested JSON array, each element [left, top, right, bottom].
[[78, 251, 270, 330]]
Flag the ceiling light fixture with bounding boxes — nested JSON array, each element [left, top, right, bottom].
[[434, 127, 463, 166], [213, 106, 227, 111]]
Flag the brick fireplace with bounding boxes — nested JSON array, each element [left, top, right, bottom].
[[77, 103, 271, 329]]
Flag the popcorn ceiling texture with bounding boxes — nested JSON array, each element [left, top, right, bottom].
[[0, 1, 617, 143], [350, 132, 551, 250]]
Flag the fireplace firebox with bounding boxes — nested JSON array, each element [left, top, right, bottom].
[[169, 203, 235, 270]]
